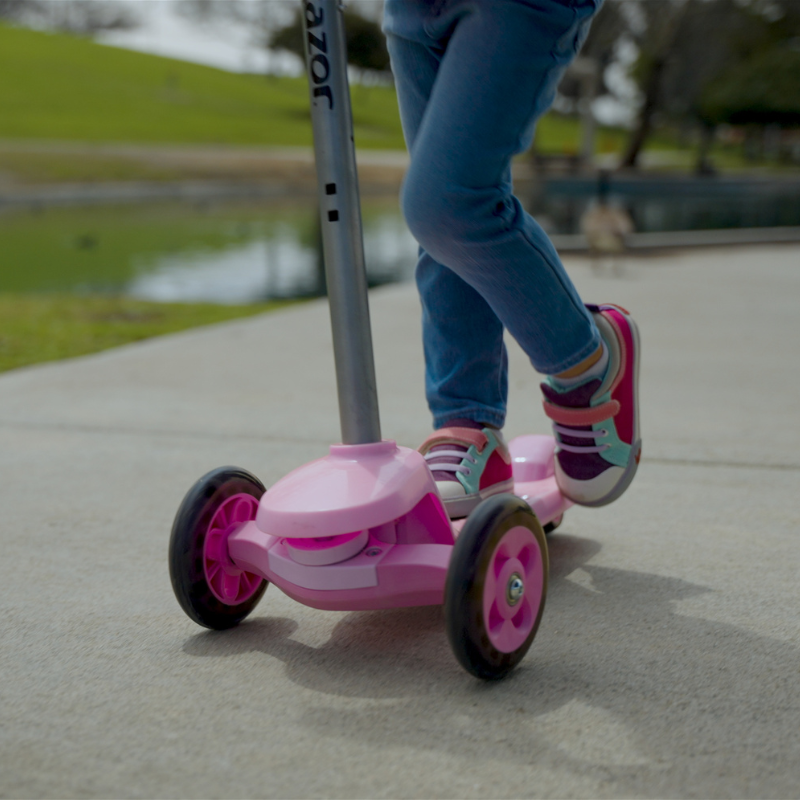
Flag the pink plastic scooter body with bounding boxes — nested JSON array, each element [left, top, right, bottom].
[[256, 440, 452, 544], [228, 434, 568, 612], [508, 434, 573, 524], [228, 523, 452, 611]]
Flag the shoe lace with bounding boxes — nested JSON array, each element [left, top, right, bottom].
[[543, 395, 620, 455], [552, 424, 610, 454], [423, 448, 478, 476]]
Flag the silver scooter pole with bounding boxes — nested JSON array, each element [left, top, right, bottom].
[[301, 0, 382, 445]]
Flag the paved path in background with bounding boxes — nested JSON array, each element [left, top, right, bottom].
[[0, 141, 409, 205], [1, 245, 799, 798]]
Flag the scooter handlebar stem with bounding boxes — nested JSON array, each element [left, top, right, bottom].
[[302, 0, 382, 445]]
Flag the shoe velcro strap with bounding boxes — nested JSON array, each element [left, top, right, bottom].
[[419, 427, 488, 455], [542, 399, 620, 427]]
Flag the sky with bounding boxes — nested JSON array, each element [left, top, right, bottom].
[[95, 0, 304, 75]]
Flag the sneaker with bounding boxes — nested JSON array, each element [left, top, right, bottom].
[[419, 426, 514, 519], [541, 303, 641, 507]]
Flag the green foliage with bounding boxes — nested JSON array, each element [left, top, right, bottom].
[[268, 11, 304, 59], [619, 0, 800, 167], [0, 293, 298, 374], [0, 0, 138, 33], [341, 8, 390, 72], [0, 22, 404, 148], [701, 46, 800, 126], [269, 6, 389, 73]]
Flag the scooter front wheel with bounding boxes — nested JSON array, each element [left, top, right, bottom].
[[169, 467, 267, 630], [445, 494, 548, 680]]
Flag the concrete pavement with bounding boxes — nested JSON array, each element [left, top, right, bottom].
[[1, 244, 799, 798]]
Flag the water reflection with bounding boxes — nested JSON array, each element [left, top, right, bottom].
[[131, 213, 415, 304], [129, 233, 317, 304], [0, 199, 419, 305], [127, 213, 416, 304], [529, 176, 800, 235], [3, 178, 799, 305]]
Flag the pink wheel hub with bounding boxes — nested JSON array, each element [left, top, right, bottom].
[[482, 525, 544, 653], [203, 493, 263, 605]]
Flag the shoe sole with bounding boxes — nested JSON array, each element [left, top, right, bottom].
[[571, 436, 642, 508], [442, 479, 515, 519]]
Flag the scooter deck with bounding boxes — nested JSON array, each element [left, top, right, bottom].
[[225, 435, 569, 613]]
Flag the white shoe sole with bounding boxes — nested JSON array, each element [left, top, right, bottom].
[[438, 478, 515, 519]]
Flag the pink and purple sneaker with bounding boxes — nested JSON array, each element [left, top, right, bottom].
[[541, 303, 642, 507], [419, 426, 514, 519]]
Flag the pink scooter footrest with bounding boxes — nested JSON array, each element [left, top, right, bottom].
[[514, 476, 572, 525], [508, 434, 557, 482], [507, 435, 572, 525]]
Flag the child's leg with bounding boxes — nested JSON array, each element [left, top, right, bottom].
[[385, 0, 603, 383], [384, 23, 509, 430], [384, 20, 513, 517], [385, 0, 640, 510]]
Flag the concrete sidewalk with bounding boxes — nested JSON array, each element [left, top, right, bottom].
[[1, 245, 798, 799]]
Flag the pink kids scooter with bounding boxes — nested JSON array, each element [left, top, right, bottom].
[[168, 0, 571, 680]]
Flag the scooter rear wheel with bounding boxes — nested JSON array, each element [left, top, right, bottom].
[[169, 467, 267, 630], [445, 494, 548, 680]]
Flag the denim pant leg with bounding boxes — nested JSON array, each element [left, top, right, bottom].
[[385, 0, 603, 430], [384, 24, 509, 429]]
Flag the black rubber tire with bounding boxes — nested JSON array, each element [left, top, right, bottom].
[[543, 514, 563, 535], [445, 494, 549, 680], [169, 466, 267, 630]]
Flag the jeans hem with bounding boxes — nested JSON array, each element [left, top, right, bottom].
[[536, 330, 603, 377], [434, 408, 506, 430]]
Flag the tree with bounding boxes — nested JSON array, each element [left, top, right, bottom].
[[619, 0, 690, 168], [0, 0, 138, 33], [553, 0, 635, 164], [269, 6, 390, 74], [177, 0, 291, 54], [700, 45, 800, 127], [621, 0, 800, 169], [557, 0, 632, 109]]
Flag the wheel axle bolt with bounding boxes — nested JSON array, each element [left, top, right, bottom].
[[507, 573, 524, 605]]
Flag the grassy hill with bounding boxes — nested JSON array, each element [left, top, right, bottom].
[[0, 22, 643, 163], [0, 21, 777, 173], [0, 23, 405, 149], [0, 22, 626, 157]]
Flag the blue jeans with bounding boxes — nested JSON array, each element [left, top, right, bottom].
[[383, 0, 603, 429]]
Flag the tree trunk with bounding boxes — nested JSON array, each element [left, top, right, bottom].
[[620, 0, 692, 170], [620, 57, 666, 169]]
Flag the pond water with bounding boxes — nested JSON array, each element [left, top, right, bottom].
[[532, 176, 800, 235], [0, 198, 417, 304], [2, 177, 799, 304]]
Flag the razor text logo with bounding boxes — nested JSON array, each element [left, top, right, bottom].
[[306, 2, 333, 110]]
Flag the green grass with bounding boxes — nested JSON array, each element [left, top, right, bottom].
[[0, 23, 405, 149], [3, 22, 784, 173], [533, 112, 629, 157], [0, 22, 642, 162], [0, 293, 300, 373]]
